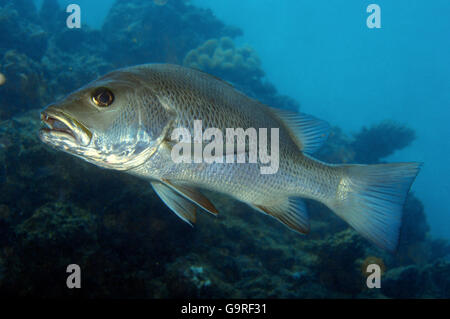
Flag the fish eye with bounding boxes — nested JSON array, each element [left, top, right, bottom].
[[91, 87, 114, 107]]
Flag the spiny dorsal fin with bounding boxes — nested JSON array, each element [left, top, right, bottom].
[[254, 197, 310, 234], [189, 67, 234, 88], [268, 107, 330, 154], [151, 182, 197, 225], [161, 179, 218, 216]]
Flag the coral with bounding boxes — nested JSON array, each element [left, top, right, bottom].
[[424, 260, 450, 298], [313, 229, 368, 295], [429, 239, 450, 261], [0, 0, 112, 118], [351, 121, 416, 164], [184, 37, 265, 84], [0, 0, 445, 299], [381, 265, 425, 298], [38, 0, 66, 34], [315, 127, 355, 164], [395, 195, 431, 265], [15, 202, 98, 248], [0, 1, 48, 61], [0, 50, 46, 119], [101, 0, 242, 67], [399, 195, 429, 244], [183, 37, 299, 110], [0, 106, 445, 299], [184, 265, 212, 289], [0, 202, 99, 296], [40, 50, 113, 102]]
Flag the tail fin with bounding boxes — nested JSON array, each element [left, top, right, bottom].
[[329, 162, 422, 252]]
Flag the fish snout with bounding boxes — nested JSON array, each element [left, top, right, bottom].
[[40, 108, 92, 147]]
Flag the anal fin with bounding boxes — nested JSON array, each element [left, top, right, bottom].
[[253, 197, 310, 234]]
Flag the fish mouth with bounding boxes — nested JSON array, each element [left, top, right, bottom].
[[40, 109, 92, 146]]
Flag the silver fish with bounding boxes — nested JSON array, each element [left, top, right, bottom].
[[40, 64, 421, 251]]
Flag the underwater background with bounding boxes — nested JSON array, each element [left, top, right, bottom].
[[0, 0, 449, 298]]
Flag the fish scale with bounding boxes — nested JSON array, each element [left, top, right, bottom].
[[39, 63, 421, 251]]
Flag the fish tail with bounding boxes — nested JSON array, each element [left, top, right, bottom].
[[328, 162, 422, 252]]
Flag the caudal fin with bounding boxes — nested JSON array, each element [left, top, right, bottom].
[[329, 162, 421, 252]]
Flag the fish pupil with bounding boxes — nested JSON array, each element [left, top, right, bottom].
[[92, 88, 114, 107]]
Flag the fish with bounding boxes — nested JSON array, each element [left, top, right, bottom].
[[39, 63, 421, 251]]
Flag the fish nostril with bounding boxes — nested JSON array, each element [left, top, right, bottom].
[[40, 112, 50, 122]]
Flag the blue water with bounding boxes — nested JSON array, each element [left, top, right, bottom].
[[0, 0, 446, 299], [191, 0, 450, 239], [33, 0, 450, 239]]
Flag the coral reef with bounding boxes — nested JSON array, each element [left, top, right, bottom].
[[38, 0, 67, 34], [0, 0, 448, 299], [351, 121, 416, 164], [0, 102, 448, 299], [0, 50, 45, 119], [0, 1, 48, 61], [183, 37, 299, 110], [101, 0, 242, 67], [183, 37, 264, 85], [313, 229, 367, 295], [381, 265, 425, 298], [381, 261, 450, 299], [0, 0, 295, 119]]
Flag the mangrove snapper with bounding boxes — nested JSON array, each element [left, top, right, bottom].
[[39, 64, 421, 251]]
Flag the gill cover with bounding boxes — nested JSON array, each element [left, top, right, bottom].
[[41, 67, 174, 171]]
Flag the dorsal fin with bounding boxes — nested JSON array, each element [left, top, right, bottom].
[[268, 107, 330, 154], [253, 197, 310, 234], [189, 67, 234, 88]]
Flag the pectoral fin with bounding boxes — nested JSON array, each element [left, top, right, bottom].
[[151, 182, 197, 225], [253, 197, 310, 234], [161, 179, 218, 216]]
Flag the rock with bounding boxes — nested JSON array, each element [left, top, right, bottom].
[[101, 0, 241, 67], [314, 229, 368, 295], [0, 2, 48, 61], [382, 265, 425, 298], [423, 260, 450, 298], [0, 0, 444, 299], [39, 0, 66, 34], [0, 50, 45, 119], [15, 202, 98, 248]]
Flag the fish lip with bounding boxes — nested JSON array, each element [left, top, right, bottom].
[[39, 109, 92, 146]]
